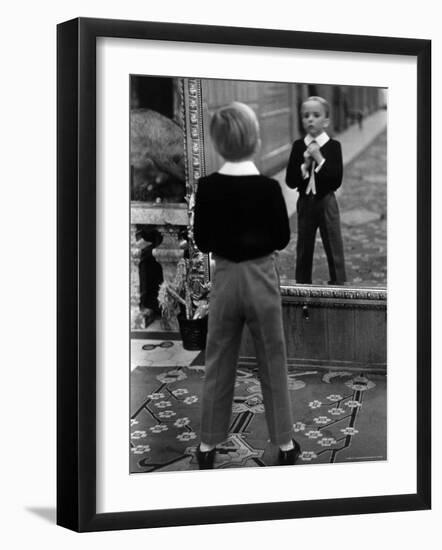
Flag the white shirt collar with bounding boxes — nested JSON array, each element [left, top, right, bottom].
[[304, 132, 330, 148], [218, 160, 260, 176]]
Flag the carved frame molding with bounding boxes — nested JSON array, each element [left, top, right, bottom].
[[181, 78, 210, 282], [281, 284, 387, 309]]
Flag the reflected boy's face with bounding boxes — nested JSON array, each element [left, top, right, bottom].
[[301, 100, 329, 138]]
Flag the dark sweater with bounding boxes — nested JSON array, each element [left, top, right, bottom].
[[285, 138, 343, 198], [194, 173, 290, 262]]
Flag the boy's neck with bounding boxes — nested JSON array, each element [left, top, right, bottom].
[[218, 159, 260, 176], [306, 130, 328, 139]]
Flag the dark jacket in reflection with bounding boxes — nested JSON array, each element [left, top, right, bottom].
[[285, 138, 343, 198]]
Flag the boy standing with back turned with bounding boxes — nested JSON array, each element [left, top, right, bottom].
[[193, 102, 301, 469], [286, 96, 346, 285]]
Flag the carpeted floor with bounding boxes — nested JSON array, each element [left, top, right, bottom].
[[130, 334, 386, 473]]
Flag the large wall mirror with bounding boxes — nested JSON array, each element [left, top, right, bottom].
[[198, 77, 387, 289]]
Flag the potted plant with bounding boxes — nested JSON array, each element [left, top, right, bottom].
[[157, 252, 210, 350]]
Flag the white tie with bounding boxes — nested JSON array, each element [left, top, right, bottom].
[[306, 160, 316, 195]]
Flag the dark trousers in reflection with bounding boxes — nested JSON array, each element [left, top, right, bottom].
[[296, 192, 346, 285]]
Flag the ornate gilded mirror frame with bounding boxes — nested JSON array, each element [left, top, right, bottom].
[[181, 77, 210, 283]]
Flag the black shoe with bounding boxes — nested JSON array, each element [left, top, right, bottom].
[[196, 446, 216, 469], [278, 439, 301, 466]]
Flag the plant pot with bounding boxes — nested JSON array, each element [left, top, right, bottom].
[[177, 314, 208, 351]]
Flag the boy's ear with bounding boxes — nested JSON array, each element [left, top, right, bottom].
[[324, 118, 330, 128], [255, 137, 262, 153]]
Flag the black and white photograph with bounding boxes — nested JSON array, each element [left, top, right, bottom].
[[129, 75, 388, 473]]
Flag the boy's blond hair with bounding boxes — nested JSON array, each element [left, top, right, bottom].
[[302, 96, 330, 118], [210, 101, 260, 161]]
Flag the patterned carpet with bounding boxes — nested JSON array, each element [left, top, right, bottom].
[[130, 334, 386, 473]]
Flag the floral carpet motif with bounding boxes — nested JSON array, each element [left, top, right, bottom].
[[130, 358, 386, 473]]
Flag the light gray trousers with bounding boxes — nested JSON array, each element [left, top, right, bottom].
[[200, 253, 293, 446]]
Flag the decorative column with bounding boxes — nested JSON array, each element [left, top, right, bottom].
[[130, 203, 188, 330], [130, 223, 146, 329], [152, 225, 185, 284]]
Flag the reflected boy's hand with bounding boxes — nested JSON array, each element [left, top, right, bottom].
[[303, 150, 313, 166], [307, 142, 324, 164]]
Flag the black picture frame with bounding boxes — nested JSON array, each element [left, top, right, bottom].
[[57, 17, 431, 532]]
